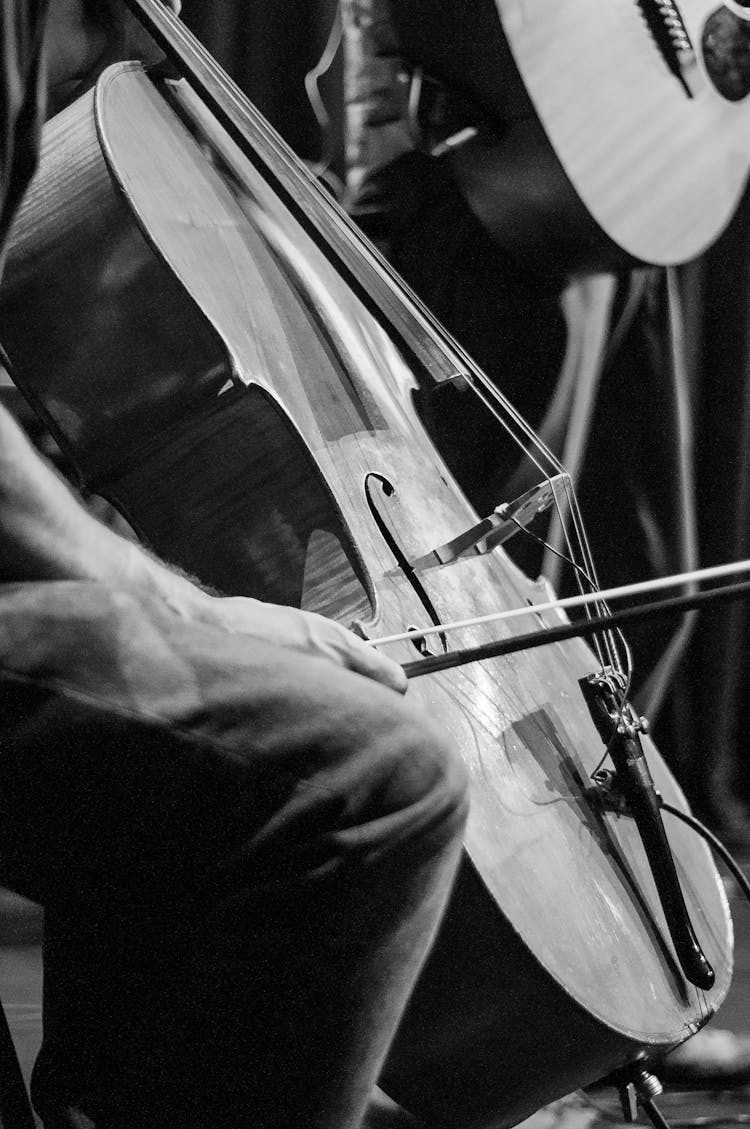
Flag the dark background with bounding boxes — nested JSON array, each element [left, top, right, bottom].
[[180, 0, 340, 163]]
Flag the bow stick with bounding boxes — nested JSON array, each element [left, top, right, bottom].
[[367, 558, 750, 676]]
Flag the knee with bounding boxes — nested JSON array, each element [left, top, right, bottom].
[[371, 704, 470, 851]]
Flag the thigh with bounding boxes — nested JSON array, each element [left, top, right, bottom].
[[0, 581, 467, 1127], [0, 580, 457, 909]]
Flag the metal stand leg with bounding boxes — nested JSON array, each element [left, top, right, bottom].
[[616, 1064, 671, 1129]]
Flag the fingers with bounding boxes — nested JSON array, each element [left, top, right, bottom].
[[353, 648, 408, 695], [195, 596, 407, 694], [312, 620, 408, 694], [281, 607, 407, 694]]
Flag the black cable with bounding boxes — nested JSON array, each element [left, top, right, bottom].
[[661, 802, 750, 905]]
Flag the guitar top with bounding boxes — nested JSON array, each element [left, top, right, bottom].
[[391, 0, 750, 266]]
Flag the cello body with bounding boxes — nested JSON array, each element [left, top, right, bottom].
[[0, 63, 734, 1128]]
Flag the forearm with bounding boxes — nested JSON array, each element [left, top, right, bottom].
[[0, 408, 406, 689], [0, 406, 203, 609]]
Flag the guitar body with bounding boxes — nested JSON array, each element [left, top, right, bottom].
[[390, 0, 750, 268]]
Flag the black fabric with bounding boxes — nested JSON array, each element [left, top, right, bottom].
[[0, 12, 50, 1125], [0, 999, 35, 1129], [0, 0, 47, 249]]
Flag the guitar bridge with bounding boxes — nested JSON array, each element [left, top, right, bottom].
[[637, 0, 700, 97]]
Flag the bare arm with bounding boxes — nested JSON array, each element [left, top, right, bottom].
[[0, 406, 146, 586], [0, 405, 406, 690]]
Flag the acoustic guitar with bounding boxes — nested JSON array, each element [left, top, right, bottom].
[[389, 0, 750, 268]]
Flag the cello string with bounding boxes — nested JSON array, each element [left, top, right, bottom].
[[370, 558, 750, 648], [145, 0, 611, 653], [130, 7, 605, 540], [128, 0, 625, 675], [127, 1, 578, 480], [503, 508, 633, 690], [141, 0, 654, 689], [457, 373, 622, 671], [447, 376, 618, 670], [127, 7, 726, 1029], [127, 1, 606, 547], [465, 375, 604, 606]]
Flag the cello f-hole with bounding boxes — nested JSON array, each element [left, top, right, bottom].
[[364, 472, 448, 653]]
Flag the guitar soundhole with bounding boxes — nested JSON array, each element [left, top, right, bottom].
[[702, 7, 750, 101]]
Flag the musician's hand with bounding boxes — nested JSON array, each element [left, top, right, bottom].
[[193, 593, 408, 694]]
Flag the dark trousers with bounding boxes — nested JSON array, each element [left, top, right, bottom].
[[0, 581, 468, 1128]]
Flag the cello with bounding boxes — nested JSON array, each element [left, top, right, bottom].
[[0, 3, 734, 1125]]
